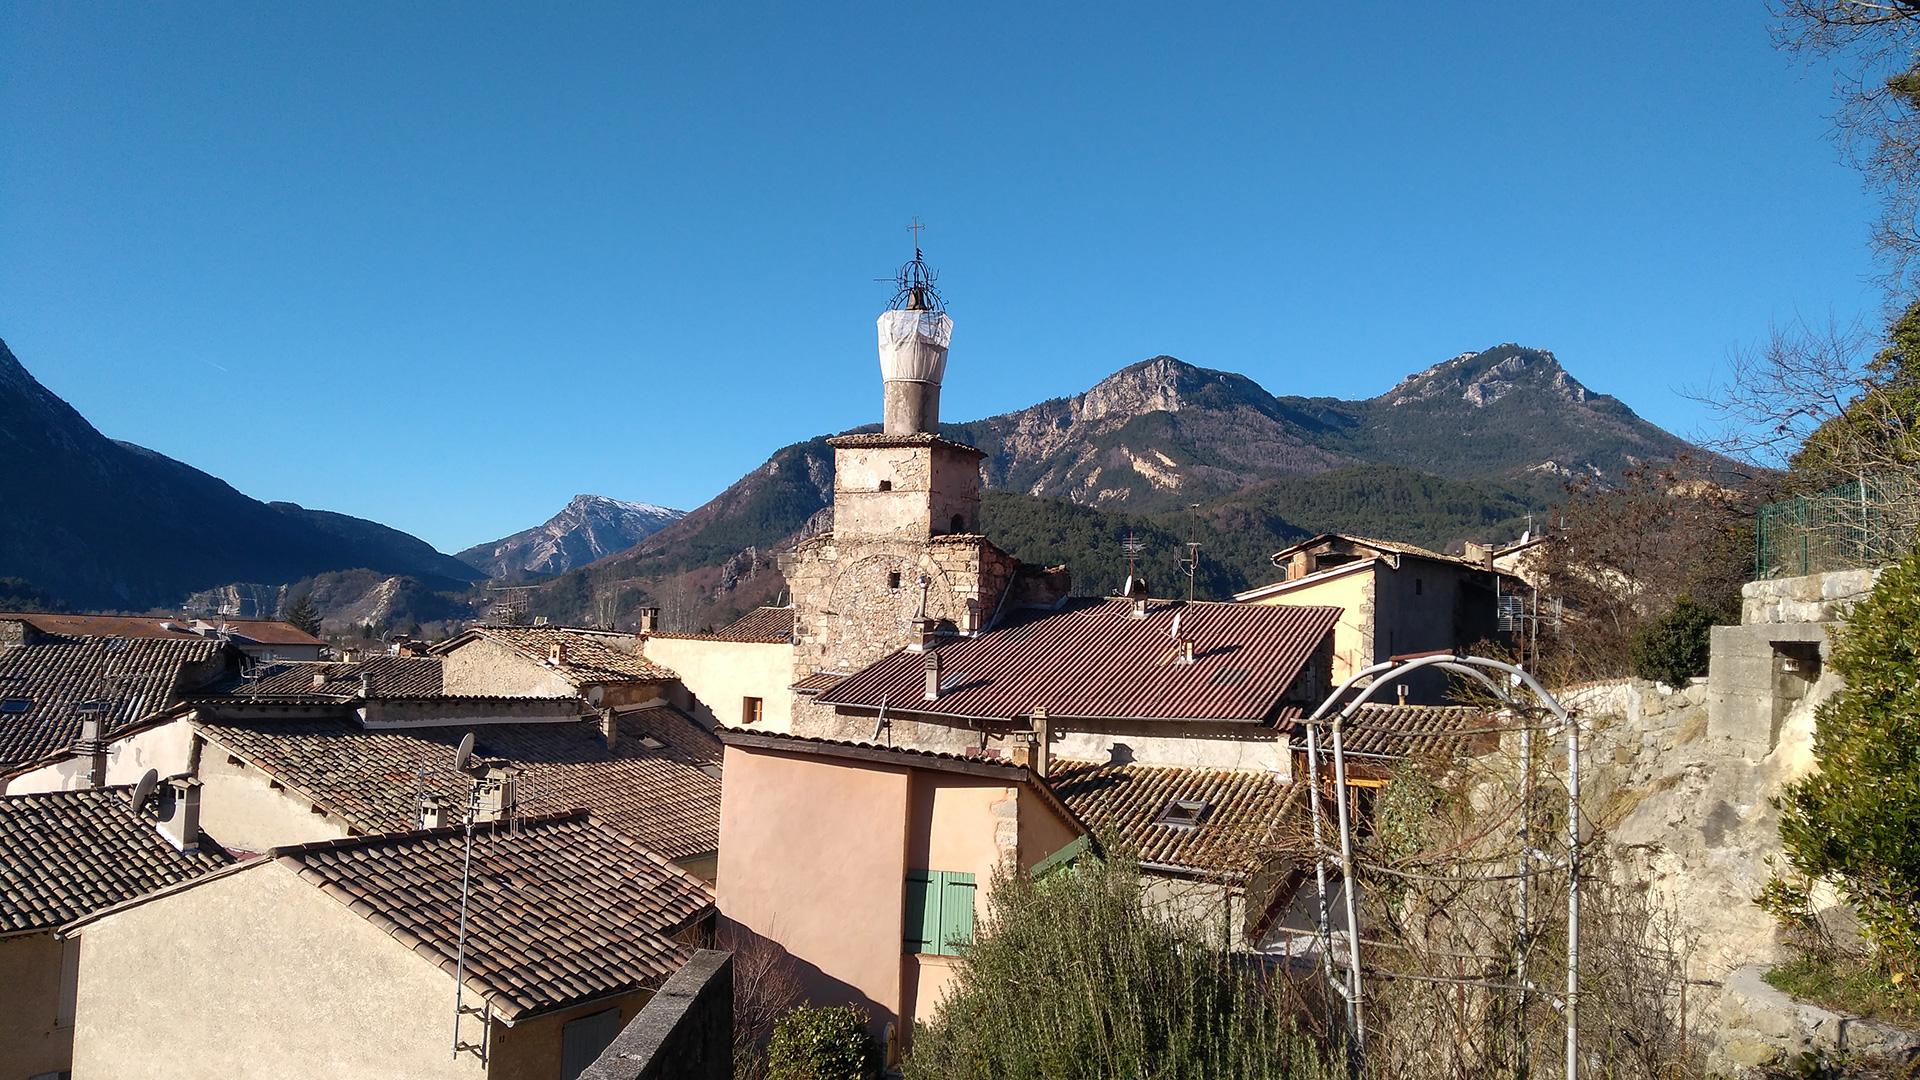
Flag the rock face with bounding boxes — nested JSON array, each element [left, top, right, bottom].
[[457, 495, 684, 580], [0, 338, 481, 610]]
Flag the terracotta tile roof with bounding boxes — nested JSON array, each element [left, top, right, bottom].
[[1048, 759, 1305, 880], [790, 672, 847, 694], [717, 606, 795, 642], [720, 727, 1033, 778], [452, 626, 677, 685], [815, 598, 1341, 724], [1299, 704, 1491, 759], [0, 634, 230, 766], [0, 613, 324, 648], [194, 709, 721, 860], [1, 786, 232, 934], [274, 812, 712, 1019], [825, 431, 985, 459], [238, 655, 445, 698]]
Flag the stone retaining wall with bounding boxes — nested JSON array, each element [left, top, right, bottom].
[[1712, 964, 1920, 1074]]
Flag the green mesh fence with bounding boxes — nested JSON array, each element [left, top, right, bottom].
[[1755, 474, 1920, 579]]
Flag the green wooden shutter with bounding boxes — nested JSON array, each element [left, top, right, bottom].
[[938, 872, 976, 955], [904, 870, 937, 953]]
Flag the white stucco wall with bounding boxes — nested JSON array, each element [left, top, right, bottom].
[[643, 637, 793, 732]]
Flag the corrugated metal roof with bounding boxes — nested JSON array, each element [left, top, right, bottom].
[[815, 598, 1340, 723], [0, 613, 324, 648], [1296, 704, 1491, 759]]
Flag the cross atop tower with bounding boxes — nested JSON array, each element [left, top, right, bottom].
[[907, 216, 926, 253]]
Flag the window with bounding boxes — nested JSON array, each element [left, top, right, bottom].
[[560, 1007, 625, 1080], [887, 571, 902, 590], [950, 514, 966, 534], [1414, 577, 1424, 596], [904, 870, 976, 956], [742, 696, 764, 725], [0, 698, 30, 713], [1155, 798, 1211, 830], [878, 479, 893, 491]]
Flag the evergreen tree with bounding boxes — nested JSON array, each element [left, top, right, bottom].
[[282, 592, 323, 637]]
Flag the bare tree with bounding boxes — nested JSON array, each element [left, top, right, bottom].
[[1774, 1, 1920, 290], [714, 921, 802, 1080]]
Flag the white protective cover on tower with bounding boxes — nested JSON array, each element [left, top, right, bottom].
[[876, 309, 953, 384]]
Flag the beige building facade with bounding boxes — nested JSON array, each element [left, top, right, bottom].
[[644, 634, 795, 732]]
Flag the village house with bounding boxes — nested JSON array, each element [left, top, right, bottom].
[[714, 729, 1087, 1059], [63, 811, 714, 1080], [0, 783, 230, 1080], [0, 652, 724, 878], [0, 611, 327, 665], [641, 605, 796, 732], [0, 617, 238, 778], [433, 624, 678, 710], [1233, 533, 1523, 701]]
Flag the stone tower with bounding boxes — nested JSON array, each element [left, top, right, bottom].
[[781, 247, 1017, 734]]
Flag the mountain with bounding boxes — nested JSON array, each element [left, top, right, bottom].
[[947, 346, 1697, 511], [0, 339, 483, 610], [550, 344, 1697, 628], [457, 495, 685, 580]]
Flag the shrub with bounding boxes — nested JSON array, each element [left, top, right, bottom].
[[1629, 595, 1717, 686], [1772, 546, 1920, 968], [904, 858, 1334, 1080], [765, 1005, 879, 1080]]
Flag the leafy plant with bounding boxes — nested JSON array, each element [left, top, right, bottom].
[[1629, 596, 1717, 686], [765, 1005, 879, 1080], [904, 857, 1334, 1080], [1772, 545, 1920, 968]]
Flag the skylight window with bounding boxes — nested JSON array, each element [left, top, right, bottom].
[[1155, 798, 1211, 829], [0, 698, 32, 714]]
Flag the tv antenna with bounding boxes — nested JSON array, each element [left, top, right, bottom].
[[1177, 502, 1203, 601], [1120, 530, 1148, 595], [485, 585, 534, 626]]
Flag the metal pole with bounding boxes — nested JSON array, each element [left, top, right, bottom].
[[451, 784, 479, 1058], [1565, 712, 1581, 1079], [1331, 713, 1366, 1063], [1304, 720, 1342, 1027], [1516, 717, 1533, 1078]]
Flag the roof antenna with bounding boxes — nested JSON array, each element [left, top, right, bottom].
[[1121, 530, 1148, 599], [1178, 502, 1203, 602], [449, 733, 486, 1062]]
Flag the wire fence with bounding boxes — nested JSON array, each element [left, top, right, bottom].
[[1754, 474, 1920, 579]]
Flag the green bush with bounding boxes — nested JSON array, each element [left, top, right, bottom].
[[1772, 546, 1920, 968], [904, 858, 1335, 1080], [1629, 596, 1717, 686], [765, 1005, 879, 1080]]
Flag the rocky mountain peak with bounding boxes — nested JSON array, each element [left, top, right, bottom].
[[456, 494, 684, 580], [1379, 344, 1595, 409], [1078, 355, 1270, 422]]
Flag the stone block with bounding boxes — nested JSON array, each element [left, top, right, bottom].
[[1723, 1036, 1783, 1067]]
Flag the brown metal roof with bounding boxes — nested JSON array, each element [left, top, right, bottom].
[[790, 672, 847, 694], [815, 598, 1341, 724], [275, 812, 712, 1019], [0, 613, 325, 648], [1048, 759, 1306, 881], [709, 606, 795, 643], [1, 786, 232, 934], [195, 707, 721, 860]]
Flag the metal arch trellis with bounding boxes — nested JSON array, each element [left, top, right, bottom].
[[1300, 653, 1585, 1079]]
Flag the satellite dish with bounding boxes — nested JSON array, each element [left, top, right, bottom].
[[129, 768, 159, 811], [1167, 612, 1183, 641], [453, 732, 476, 773]]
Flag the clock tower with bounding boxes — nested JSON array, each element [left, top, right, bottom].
[[781, 241, 1018, 735]]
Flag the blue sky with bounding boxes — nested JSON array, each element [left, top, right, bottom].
[[0, 3, 1883, 552]]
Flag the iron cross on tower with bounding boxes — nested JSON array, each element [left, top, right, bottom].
[[907, 216, 925, 254]]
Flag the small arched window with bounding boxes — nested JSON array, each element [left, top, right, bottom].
[[950, 514, 966, 534], [878, 480, 892, 492]]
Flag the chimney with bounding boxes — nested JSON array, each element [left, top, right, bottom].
[[1030, 710, 1051, 779], [548, 642, 566, 666], [1132, 596, 1149, 619], [75, 713, 108, 787], [0, 619, 37, 648], [311, 671, 328, 689], [474, 768, 519, 823], [1176, 638, 1195, 665], [923, 649, 942, 702], [906, 617, 937, 653], [418, 793, 453, 829], [357, 673, 372, 699], [156, 777, 202, 854], [599, 707, 619, 750], [636, 607, 659, 634]]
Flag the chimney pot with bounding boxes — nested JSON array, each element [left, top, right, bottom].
[[923, 650, 942, 701], [156, 777, 202, 853], [549, 642, 565, 666], [637, 608, 659, 634], [418, 793, 453, 830], [1030, 710, 1051, 779]]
